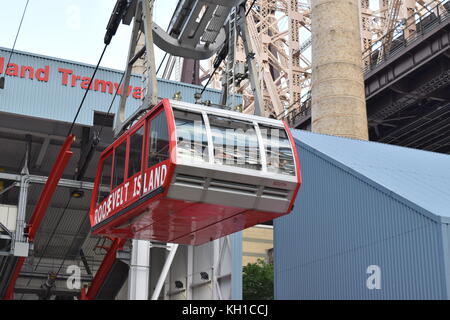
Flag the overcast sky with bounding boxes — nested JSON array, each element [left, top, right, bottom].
[[0, 0, 178, 71]]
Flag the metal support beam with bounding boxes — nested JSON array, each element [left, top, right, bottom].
[[114, 1, 144, 137], [75, 129, 99, 181], [0, 172, 96, 192], [85, 238, 125, 300], [79, 249, 93, 278], [151, 243, 178, 300], [0, 182, 18, 198], [237, 4, 264, 116], [140, 0, 158, 108], [113, 0, 158, 137], [14, 286, 79, 297], [128, 239, 150, 300], [13, 173, 30, 255], [162, 54, 176, 80], [34, 136, 50, 170], [27, 135, 75, 241], [2, 164, 30, 299], [186, 245, 193, 299], [19, 271, 92, 282]]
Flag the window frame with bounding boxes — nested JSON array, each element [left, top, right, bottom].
[[96, 150, 113, 205], [146, 109, 171, 169], [172, 109, 210, 164], [206, 113, 263, 171], [126, 123, 146, 180]]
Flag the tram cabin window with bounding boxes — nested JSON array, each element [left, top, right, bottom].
[[208, 115, 261, 170], [148, 112, 170, 168], [112, 141, 127, 189], [259, 125, 296, 176], [173, 110, 209, 163], [97, 154, 112, 204], [128, 126, 144, 178]]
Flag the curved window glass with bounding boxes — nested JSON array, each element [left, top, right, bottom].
[[97, 154, 112, 204], [128, 126, 144, 178], [112, 141, 127, 188], [174, 110, 209, 163], [208, 115, 261, 170], [148, 112, 170, 168], [259, 125, 295, 176]]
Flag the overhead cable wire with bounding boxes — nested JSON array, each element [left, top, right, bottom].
[[156, 52, 168, 76], [22, 1, 130, 298], [33, 198, 73, 271], [98, 71, 125, 137], [55, 213, 90, 276], [5, 0, 30, 70], [245, 0, 257, 16], [52, 70, 126, 279], [200, 64, 220, 96], [67, 44, 109, 136], [1, 0, 30, 89]]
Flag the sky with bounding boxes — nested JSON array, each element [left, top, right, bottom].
[[0, 0, 384, 75], [0, 0, 178, 71]]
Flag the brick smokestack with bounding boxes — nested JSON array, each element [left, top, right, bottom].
[[310, 0, 368, 140]]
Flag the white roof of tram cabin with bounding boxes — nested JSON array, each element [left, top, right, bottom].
[[0, 47, 242, 127], [170, 100, 284, 127]]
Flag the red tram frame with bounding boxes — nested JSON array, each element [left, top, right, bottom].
[[90, 99, 301, 245]]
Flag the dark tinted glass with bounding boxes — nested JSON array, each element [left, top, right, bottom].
[[112, 141, 127, 189], [97, 154, 112, 204], [148, 112, 170, 167], [128, 126, 144, 178]]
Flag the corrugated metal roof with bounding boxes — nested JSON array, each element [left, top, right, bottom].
[[292, 130, 450, 222]]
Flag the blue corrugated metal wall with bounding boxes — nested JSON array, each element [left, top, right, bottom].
[[231, 231, 243, 299], [0, 47, 239, 126], [274, 138, 449, 299]]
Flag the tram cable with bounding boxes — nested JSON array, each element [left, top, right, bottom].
[[66, 0, 129, 136], [98, 71, 125, 137], [0, 0, 30, 89], [246, 0, 257, 16], [66, 44, 109, 136], [32, 1, 131, 288], [50, 70, 126, 281], [156, 52, 168, 77], [200, 43, 228, 96], [28, 69, 126, 286]]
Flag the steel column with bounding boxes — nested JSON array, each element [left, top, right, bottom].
[[237, 5, 264, 116], [128, 239, 151, 300], [27, 135, 75, 241], [114, 0, 144, 137], [151, 243, 178, 300]]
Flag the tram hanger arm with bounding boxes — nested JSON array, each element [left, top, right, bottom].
[[27, 135, 76, 241]]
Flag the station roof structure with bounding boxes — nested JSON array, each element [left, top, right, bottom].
[[0, 47, 233, 299]]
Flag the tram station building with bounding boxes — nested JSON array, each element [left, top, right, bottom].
[[0, 47, 244, 300]]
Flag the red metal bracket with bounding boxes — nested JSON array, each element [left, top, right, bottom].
[[2, 134, 75, 300], [3, 257, 25, 300], [27, 134, 75, 241], [83, 238, 126, 300]]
